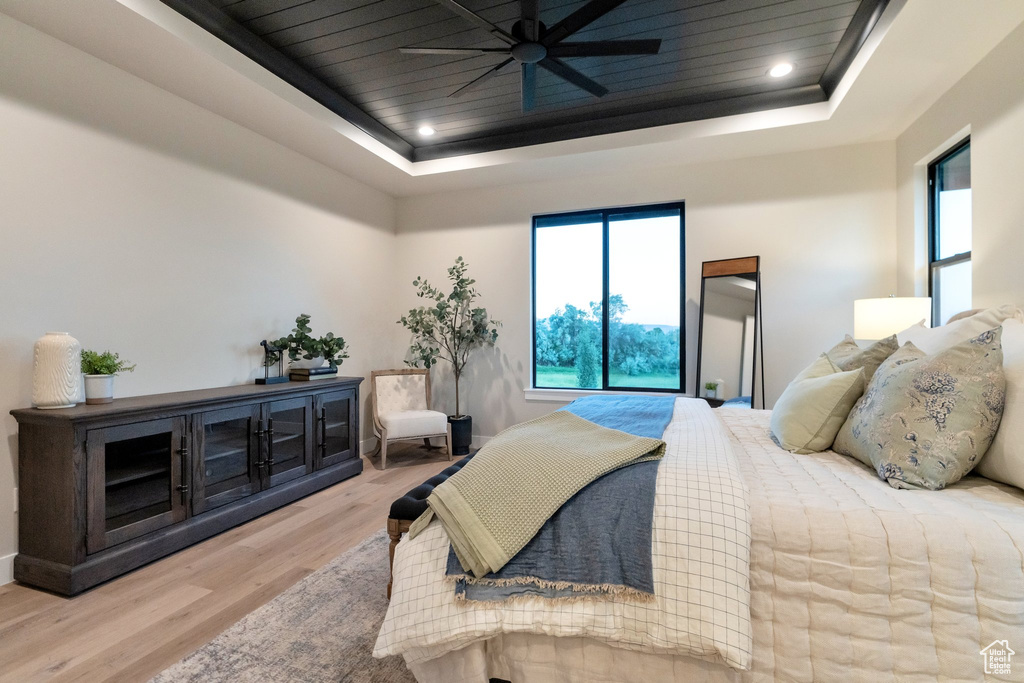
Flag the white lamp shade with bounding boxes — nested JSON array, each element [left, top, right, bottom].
[[854, 297, 932, 340]]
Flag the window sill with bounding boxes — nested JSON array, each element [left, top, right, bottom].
[[524, 388, 691, 402]]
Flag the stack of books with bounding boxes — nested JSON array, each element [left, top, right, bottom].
[[289, 366, 338, 382]]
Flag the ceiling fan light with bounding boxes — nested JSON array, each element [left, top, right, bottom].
[[418, 126, 436, 137], [768, 62, 794, 78]]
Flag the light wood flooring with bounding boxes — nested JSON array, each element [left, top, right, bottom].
[[0, 444, 454, 683]]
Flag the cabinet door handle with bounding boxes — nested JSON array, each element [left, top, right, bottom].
[[176, 483, 188, 505], [319, 407, 327, 454], [266, 417, 275, 467], [178, 434, 189, 457]]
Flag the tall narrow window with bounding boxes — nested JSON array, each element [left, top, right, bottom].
[[929, 138, 971, 326], [533, 203, 684, 392]]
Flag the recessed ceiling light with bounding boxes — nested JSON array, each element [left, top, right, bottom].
[[768, 62, 794, 78], [418, 125, 436, 137]]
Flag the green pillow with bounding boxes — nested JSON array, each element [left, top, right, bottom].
[[826, 334, 899, 381], [833, 330, 1006, 490], [770, 354, 867, 454]]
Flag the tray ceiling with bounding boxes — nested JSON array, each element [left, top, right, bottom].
[[160, 0, 890, 161]]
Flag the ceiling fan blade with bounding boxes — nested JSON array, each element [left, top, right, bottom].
[[542, 0, 630, 46], [401, 47, 511, 55], [520, 0, 540, 42], [538, 56, 608, 98], [449, 57, 516, 98], [429, 0, 517, 45], [547, 39, 662, 57], [521, 63, 536, 112]]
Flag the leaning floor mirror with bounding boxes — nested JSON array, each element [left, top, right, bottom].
[[695, 256, 764, 409]]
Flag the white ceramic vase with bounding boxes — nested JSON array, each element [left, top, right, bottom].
[[290, 355, 325, 370], [84, 374, 116, 405], [32, 332, 82, 409]]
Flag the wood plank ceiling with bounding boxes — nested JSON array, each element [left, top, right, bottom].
[[161, 0, 890, 160]]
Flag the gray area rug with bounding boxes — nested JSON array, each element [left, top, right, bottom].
[[151, 530, 414, 683]]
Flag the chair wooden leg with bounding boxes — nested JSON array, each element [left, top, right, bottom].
[[370, 437, 382, 457], [380, 429, 388, 470], [446, 422, 453, 460], [423, 438, 432, 449]]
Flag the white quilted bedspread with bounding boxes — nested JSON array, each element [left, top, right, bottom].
[[374, 398, 753, 671], [397, 407, 1024, 683]]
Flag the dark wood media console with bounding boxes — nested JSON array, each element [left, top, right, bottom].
[[11, 377, 362, 595]]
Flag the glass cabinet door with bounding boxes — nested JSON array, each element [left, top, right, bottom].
[[193, 405, 261, 514], [86, 417, 187, 554], [262, 396, 313, 488], [315, 389, 357, 469]]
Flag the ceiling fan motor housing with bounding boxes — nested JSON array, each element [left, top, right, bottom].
[[511, 42, 548, 63]]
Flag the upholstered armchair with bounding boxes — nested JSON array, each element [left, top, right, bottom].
[[370, 369, 451, 469]]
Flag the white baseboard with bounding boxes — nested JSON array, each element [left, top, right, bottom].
[[0, 552, 15, 586]]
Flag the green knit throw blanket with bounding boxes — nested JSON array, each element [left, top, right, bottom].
[[408, 411, 666, 578]]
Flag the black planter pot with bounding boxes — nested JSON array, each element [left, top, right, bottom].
[[448, 415, 472, 456]]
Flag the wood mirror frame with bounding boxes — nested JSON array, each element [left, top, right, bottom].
[[695, 256, 765, 409]]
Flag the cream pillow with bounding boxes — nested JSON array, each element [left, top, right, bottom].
[[770, 354, 866, 454], [898, 304, 1023, 354], [975, 319, 1024, 489], [826, 334, 898, 381]]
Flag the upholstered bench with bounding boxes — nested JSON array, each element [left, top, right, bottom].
[[386, 453, 476, 597]]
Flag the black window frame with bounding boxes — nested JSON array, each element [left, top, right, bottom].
[[531, 201, 686, 393], [927, 136, 971, 327]]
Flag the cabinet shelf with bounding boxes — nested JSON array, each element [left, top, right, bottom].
[[106, 464, 171, 488]]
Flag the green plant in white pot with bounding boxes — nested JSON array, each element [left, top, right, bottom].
[[81, 350, 135, 405], [268, 314, 349, 370], [398, 256, 499, 455]]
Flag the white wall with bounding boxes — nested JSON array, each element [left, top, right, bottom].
[[394, 142, 898, 439], [896, 22, 1024, 307], [0, 14, 398, 584]]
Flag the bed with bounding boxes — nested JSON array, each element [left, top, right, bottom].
[[375, 399, 1024, 682]]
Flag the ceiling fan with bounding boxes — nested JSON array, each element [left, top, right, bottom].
[[400, 0, 662, 112]]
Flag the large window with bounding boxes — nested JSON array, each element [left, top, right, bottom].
[[532, 203, 684, 392], [929, 138, 971, 326]]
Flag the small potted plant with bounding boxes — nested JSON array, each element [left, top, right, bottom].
[[269, 314, 349, 370], [81, 350, 135, 404], [704, 381, 719, 399], [399, 257, 499, 455]]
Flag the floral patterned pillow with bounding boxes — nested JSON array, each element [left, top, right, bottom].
[[832, 329, 1006, 490]]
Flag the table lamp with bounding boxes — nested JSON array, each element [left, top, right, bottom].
[[854, 296, 931, 341]]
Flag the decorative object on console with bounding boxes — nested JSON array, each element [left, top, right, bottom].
[[695, 256, 764, 408], [269, 314, 349, 371], [853, 296, 931, 340], [290, 366, 339, 381], [704, 381, 719, 399], [834, 329, 1006, 490], [32, 331, 82, 409], [80, 349, 135, 405], [398, 256, 500, 456], [256, 339, 288, 385]]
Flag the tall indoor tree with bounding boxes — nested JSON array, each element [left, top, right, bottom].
[[399, 257, 500, 443]]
